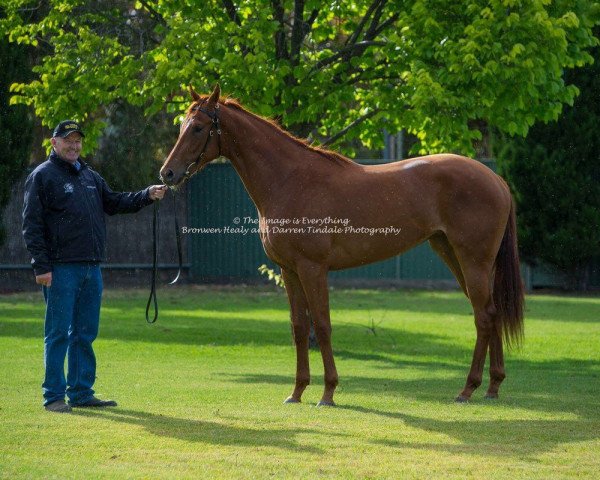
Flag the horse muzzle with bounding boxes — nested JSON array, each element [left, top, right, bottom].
[[160, 166, 183, 186]]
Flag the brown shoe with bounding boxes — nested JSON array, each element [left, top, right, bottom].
[[45, 400, 72, 413], [70, 396, 118, 408]]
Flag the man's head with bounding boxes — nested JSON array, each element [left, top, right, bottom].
[[51, 120, 84, 163]]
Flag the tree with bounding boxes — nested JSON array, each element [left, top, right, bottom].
[[496, 27, 600, 290], [0, 34, 33, 245], [0, 0, 599, 158], [93, 102, 177, 191]]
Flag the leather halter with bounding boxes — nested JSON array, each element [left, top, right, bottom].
[[183, 101, 222, 180]]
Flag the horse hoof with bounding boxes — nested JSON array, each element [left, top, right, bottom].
[[316, 400, 336, 407], [283, 396, 301, 404], [455, 395, 469, 403], [484, 394, 498, 401]]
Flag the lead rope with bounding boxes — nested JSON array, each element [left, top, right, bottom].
[[145, 200, 160, 323], [145, 191, 183, 324]]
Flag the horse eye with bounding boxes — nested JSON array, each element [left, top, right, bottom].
[[194, 126, 204, 134]]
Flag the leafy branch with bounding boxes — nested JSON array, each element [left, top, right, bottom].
[[322, 108, 381, 147]]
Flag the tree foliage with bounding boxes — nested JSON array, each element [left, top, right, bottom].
[[497, 28, 600, 290], [93, 102, 177, 190], [1, 0, 599, 157], [0, 34, 32, 245]]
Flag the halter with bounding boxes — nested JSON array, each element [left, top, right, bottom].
[[183, 101, 222, 180]]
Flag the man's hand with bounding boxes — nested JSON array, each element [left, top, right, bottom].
[[36, 272, 52, 287], [148, 185, 168, 201]]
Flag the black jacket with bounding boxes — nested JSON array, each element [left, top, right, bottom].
[[22, 151, 153, 275]]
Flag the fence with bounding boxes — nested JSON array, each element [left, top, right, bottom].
[[186, 162, 465, 286]]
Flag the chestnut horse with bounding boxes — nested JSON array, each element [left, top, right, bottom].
[[160, 85, 524, 406]]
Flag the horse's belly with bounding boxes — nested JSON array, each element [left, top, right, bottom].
[[327, 226, 431, 270]]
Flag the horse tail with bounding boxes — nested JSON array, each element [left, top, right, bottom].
[[493, 198, 525, 349]]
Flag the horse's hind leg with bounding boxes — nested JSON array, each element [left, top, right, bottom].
[[430, 232, 506, 397], [485, 322, 506, 399], [455, 261, 497, 402], [282, 268, 311, 403], [429, 232, 467, 296]]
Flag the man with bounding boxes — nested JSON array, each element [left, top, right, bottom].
[[22, 120, 167, 413]]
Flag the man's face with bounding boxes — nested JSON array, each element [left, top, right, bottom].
[[51, 132, 82, 163]]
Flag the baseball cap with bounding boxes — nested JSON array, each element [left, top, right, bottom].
[[52, 120, 85, 138]]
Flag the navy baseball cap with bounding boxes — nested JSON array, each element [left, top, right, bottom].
[[52, 120, 85, 138]]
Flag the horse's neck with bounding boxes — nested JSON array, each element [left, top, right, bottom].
[[220, 107, 312, 213]]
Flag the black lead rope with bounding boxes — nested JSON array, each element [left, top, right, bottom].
[[146, 191, 183, 324], [145, 200, 160, 323]]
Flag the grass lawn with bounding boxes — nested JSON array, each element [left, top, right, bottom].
[[0, 286, 599, 479]]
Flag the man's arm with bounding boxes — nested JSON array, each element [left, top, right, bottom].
[[95, 173, 166, 215], [22, 173, 52, 280]]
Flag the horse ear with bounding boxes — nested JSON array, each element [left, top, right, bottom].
[[189, 85, 201, 102], [208, 83, 221, 105]]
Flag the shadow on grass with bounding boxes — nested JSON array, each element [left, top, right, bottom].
[[334, 348, 468, 370], [2, 286, 599, 315], [0, 309, 474, 357], [222, 354, 600, 421], [2, 288, 597, 348], [72, 407, 325, 453], [0, 314, 293, 346], [339, 404, 600, 458]]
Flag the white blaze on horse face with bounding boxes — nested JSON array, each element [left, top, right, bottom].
[[401, 159, 431, 170], [180, 116, 194, 136]]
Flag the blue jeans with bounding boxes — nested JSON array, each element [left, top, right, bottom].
[[42, 263, 103, 406]]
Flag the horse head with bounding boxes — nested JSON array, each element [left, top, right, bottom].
[[160, 84, 222, 186]]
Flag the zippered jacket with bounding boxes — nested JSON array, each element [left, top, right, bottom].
[[22, 151, 153, 275]]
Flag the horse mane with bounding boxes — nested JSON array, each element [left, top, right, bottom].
[[191, 96, 355, 167]]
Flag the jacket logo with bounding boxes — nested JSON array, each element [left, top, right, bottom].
[[64, 183, 74, 193]]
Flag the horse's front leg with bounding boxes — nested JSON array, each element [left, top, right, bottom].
[[282, 268, 311, 403], [296, 261, 338, 406]]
